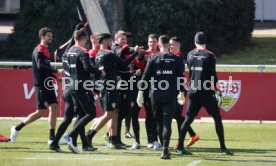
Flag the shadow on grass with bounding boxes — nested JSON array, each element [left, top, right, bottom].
[[171, 148, 276, 163], [189, 147, 276, 154], [0, 146, 30, 150], [170, 138, 260, 142], [205, 158, 276, 163]]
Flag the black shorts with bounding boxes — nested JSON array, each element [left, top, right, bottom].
[[35, 86, 58, 110], [100, 89, 119, 112], [70, 89, 96, 117]]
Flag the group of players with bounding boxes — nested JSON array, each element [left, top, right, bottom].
[[9, 25, 233, 159]]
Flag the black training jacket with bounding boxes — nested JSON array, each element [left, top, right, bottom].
[[186, 48, 218, 95], [141, 52, 184, 102]]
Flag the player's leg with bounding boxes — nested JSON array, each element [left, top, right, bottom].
[[50, 89, 78, 152], [129, 100, 141, 149], [90, 97, 109, 142], [86, 90, 115, 140], [144, 92, 160, 149], [154, 102, 163, 149], [174, 102, 198, 137], [47, 87, 58, 142], [175, 103, 200, 148], [203, 95, 233, 155], [11, 86, 47, 143], [86, 111, 114, 144], [74, 107, 96, 151], [108, 109, 120, 149], [116, 92, 129, 145], [65, 90, 96, 154], [124, 111, 133, 138], [48, 103, 58, 141], [50, 97, 74, 151], [160, 101, 175, 159], [177, 95, 201, 155], [174, 103, 185, 136]]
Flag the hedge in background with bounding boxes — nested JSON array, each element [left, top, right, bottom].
[[126, 0, 255, 55], [0, 0, 79, 60]]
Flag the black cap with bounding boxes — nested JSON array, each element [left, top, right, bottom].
[[98, 33, 112, 44], [194, 32, 207, 44]]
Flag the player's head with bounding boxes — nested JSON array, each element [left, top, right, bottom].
[[98, 33, 112, 49], [90, 33, 100, 50], [169, 36, 182, 54], [148, 34, 158, 51], [74, 30, 88, 47], [39, 27, 53, 45], [194, 32, 207, 48], [115, 30, 127, 46], [158, 35, 170, 51]]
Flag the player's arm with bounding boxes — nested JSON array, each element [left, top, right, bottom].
[[36, 52, 57, 73], [177, 56, 186, 93], [176, 56, 186, 105], [136, 57, 153, 107], [80, 52, 102, 75], [111, 51, 138, 67], [112, 43, 135, 58], [208, 54, 218, 88]]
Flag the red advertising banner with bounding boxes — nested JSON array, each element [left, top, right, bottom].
[[0, 69, 275, 120]]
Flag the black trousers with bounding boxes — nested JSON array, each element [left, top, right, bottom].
[[52, 89, 88, 148], [143, 90, 158, 143], [128, 88, 141, 144], [174, 103, 196, 137], [117, 90, 140, 143], [152, 99, 176, 148], [179, 93, 226, 149], [69, 89, 96, 146]]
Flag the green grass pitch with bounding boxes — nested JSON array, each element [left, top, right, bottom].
[[0, 119, 276, 166]]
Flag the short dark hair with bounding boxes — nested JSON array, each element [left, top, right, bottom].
[[148, 34, 158, 40], [195, 32, 207, 44], [38, 27, 52, 38], [74, 30, 88, 41], [98, 33, 112, 44], [115, 30, 127, 39], [159, 35, 170, 45], [170, 36, 182, 44]]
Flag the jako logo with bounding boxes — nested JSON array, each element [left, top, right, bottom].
[[162, 70, 173, 74], [156, 70, 173, 75]]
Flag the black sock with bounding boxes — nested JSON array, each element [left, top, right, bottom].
[[49, 129, 55, 140], [15, 122, 25, 131], [178, 142, 184, 149], [72, 136, 78, 146], [87, 130, 97, 140], [163, 147, 169, 154], [110, 136, 117, 144]]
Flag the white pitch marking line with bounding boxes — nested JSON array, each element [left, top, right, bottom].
[[187, 160, 202, 166]]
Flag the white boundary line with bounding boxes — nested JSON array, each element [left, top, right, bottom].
[[187, 160, 202, 166]]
